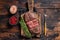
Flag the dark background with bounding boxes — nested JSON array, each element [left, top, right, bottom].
[[0, 0, 60, 40]]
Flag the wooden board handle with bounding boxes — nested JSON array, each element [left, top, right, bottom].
[[28, 0, 34, 12]]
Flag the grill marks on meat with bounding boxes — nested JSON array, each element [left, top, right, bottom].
[[24, 12, 40, 34]]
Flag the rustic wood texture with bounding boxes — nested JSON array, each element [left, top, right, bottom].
[[0, 0, 60, 40]]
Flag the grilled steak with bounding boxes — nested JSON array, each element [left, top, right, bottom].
[[24, 12, 40, 34]]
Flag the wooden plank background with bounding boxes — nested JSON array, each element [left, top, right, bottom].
[[0, 0, 60, 40]]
